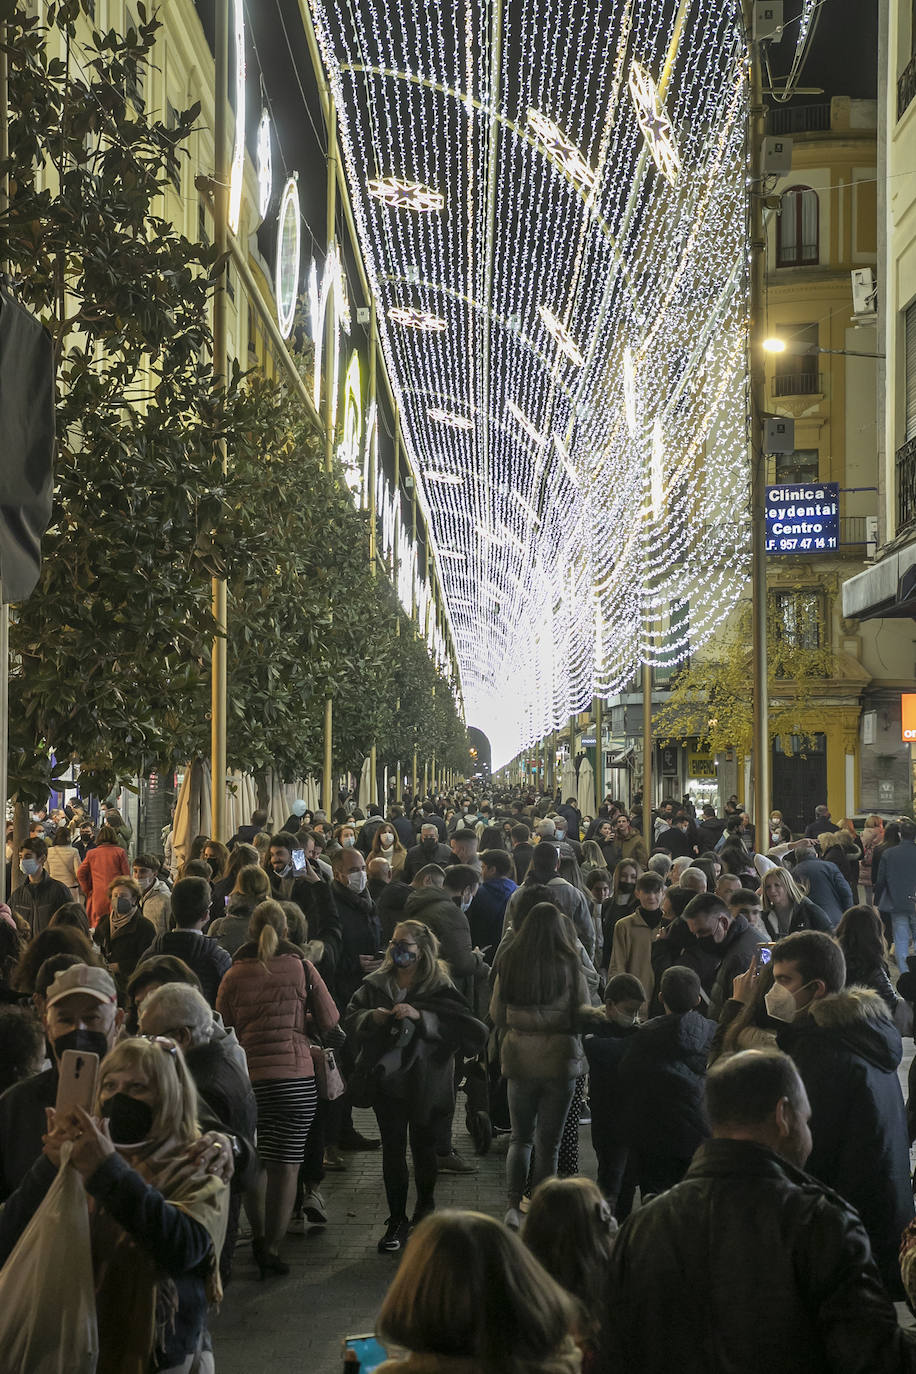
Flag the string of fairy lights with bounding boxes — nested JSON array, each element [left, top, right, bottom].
[[307, 0, 750, 766]]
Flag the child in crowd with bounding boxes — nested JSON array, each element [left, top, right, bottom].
[[583, 972, 644, 1218], [618, 964, 714, 1198]]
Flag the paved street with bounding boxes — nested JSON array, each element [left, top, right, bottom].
[[211, 1105, 597, 1372]]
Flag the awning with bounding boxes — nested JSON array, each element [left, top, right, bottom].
[[842, 542, 916, 621]]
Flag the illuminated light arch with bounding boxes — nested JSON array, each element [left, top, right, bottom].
[[228, 0, 246, 234], [368, 175, 445, 211], [628, 60, 682, 187], [338, 352, 363, 503], [256, 109, 272, 219], [274, 176, 301, 340], [309, 246, 352, 414]]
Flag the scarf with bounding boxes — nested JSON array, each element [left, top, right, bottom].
[[91, 1136, 229, 1374], [109, 903, 137, 937]]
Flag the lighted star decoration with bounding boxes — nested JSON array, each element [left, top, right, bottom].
[[428, 408, 474, 431], [527, 109, 597, 193], [368, 176, 445, 212], [538, 305, 585, 368], [310, 0, 749, 765], [628, 60, 682, 186], [389, 306, 448, 331]]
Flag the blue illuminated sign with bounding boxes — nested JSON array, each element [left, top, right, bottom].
[[765, 482, 839, 555]]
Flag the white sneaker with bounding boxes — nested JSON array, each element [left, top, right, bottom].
[[504, 1207, 522, 1231], [303, 1189, 328, 1225]]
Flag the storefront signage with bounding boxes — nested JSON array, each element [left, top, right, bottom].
[[765, 483, 839, 555], [902, 693, 916, 742], [688, 751, 716, 778]]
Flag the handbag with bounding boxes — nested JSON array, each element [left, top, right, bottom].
[[304, 964, 346, 1100], [0, 1146, 99, 1372], [894, 997, 914, 1039]]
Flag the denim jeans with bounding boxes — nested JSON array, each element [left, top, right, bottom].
[[892, 911, 916, 971], [506, 1076, 577, 1208]]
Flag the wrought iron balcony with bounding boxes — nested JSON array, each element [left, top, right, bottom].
[[773, 371, 823, 398], [897, 435, 916, 533], [900, 53, 916, 122]]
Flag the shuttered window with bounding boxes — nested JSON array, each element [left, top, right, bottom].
[[906, 302, 916, 440]]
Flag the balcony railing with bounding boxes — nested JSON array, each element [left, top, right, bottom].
[[773, 371, 823, 397], [900, 54, 916, 121], [897, 435, 916, 532], [768, 103, 831, 135]]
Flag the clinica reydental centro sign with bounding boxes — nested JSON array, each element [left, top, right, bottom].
[[765, 483, 840, 555]]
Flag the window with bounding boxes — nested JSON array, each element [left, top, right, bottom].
[[125, 10, 145, 112], [906, 302, 916, 442], [777, 186, 819, 267], [775, 449, 819, 482], [198, 200, 211, 247], [774, 322, 819, 397], [771, 589, 823, 651], [165, 102, 181, 193]]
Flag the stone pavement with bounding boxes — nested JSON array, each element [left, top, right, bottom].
[[212, 1106, 597, 1373]]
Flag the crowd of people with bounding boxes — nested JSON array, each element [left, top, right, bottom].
[[1, 786, 916, 1370]]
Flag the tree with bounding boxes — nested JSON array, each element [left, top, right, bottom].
[[3, 2, 222, 799], [653, 598, 839, 757]]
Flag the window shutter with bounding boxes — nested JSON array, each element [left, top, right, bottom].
[[906, 302, 916, 440]]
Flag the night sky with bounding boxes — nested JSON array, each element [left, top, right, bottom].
[[768, 0, 878, 101]]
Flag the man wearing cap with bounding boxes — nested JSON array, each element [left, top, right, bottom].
[[0, 964, 123, 1198]]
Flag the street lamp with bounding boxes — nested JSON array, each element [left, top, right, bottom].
[[762, 335, 884, 360]]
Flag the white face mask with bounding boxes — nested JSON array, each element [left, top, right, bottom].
[[347, 870, 367, 894], [380, 836, 394, 849], [341, 836, 355, 848], [764, 981, 808, 1023]]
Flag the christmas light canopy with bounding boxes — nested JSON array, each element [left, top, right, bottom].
[[308, 0, 749, 766]]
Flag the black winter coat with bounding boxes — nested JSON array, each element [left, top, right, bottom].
[[618, 1009, 715, 1158], [330, 882, 382, 1008], [584, 1019, 639, 1151], [345, 971, 487, 1120], [607, 1138, 914, 1374], [777, 987, 914, 1298]]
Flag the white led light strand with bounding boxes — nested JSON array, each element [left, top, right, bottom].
[[228, 0, 246, 234]]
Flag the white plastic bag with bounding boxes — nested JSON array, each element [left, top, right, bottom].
[[0, 1147, 98, 1373]]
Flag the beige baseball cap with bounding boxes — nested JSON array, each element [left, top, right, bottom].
[[46, 964, 117, 1008]]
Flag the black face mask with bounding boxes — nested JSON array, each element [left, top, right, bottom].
[[53, 1028, 110, 1062], [420, 837, 437, 849], [100, 1092, 155, 1146], [617, 881, 636, 894]]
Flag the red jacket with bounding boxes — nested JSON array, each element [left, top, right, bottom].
[[216, 943, 338, 1082], [77, 843, 129, 926]]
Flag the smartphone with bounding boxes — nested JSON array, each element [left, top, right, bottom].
[[758, 947, 772, 966], [342, 1335, 388, 1372], [292, 849, 306, 872], [55, 1049, 99, 1115]]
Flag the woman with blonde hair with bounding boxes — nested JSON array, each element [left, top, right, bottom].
[[375, 1210, 580, 1374], [369, 822, 408, 877], [860, 814, 886, 900], [818, 827, 862, 901], [0, 1035, 228, 1373], [523, 1176, 617, 1373], [760, 866, 832, 938], [217, 899, 339, 1275], [346, 921, 487, 1254]]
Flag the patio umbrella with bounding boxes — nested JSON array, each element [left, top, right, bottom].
[[560, 758, 577, 804], [577, 756, 596, 818], [357, 756, 373, 811]]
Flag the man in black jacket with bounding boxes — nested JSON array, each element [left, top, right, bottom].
[[769, 930, 914, 1299], [9, 838, 72, 936], [402, 822, 452, 880], [607, 1048, 914, 1374], [267, 832, 342, 978], [140, 878, 231, 1007]]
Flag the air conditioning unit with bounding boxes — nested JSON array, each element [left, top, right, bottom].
[[762, 137, 793, 177], [764, 417, 795, 454], [851, 268, 877, 318], [753, 2, 784, 40]]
